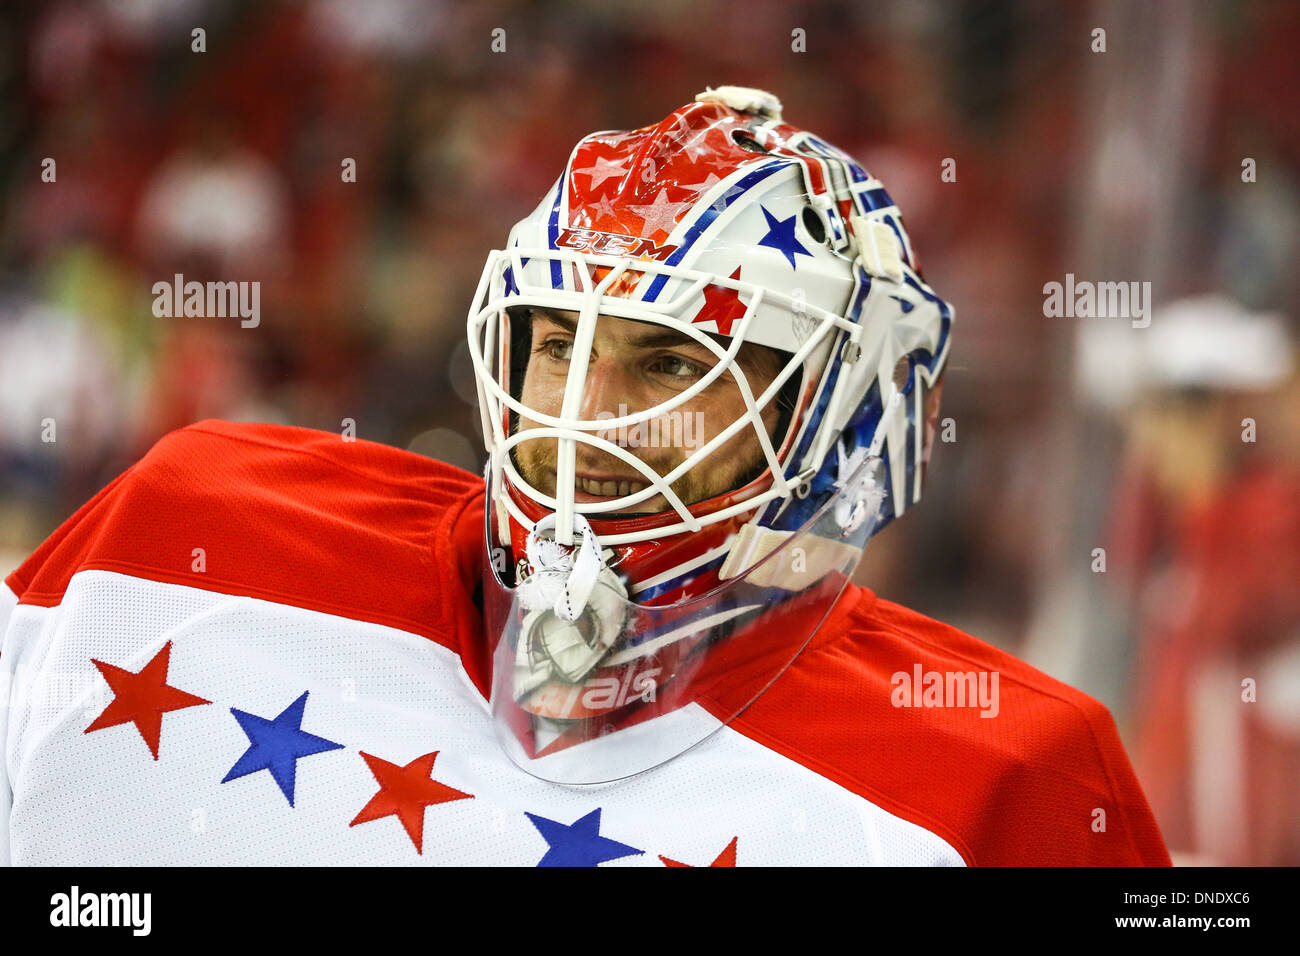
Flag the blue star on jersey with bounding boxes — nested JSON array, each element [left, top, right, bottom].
[[757, 206, 813, 268], [526, 808, 644, 867], [222, 691, 343, 806]]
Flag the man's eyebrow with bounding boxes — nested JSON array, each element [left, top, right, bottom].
[[530, 309, 718, 354]]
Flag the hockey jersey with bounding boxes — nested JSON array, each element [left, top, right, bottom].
[[0, 421, 1170, 866]]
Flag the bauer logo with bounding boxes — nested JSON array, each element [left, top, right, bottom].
[[890, 664, 1000, 718], [49, 886, 151, 936]]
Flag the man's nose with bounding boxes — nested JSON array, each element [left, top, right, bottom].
[[576, 356, 631, 423]]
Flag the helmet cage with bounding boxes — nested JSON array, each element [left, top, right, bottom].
[[466, 244, 857, 547]]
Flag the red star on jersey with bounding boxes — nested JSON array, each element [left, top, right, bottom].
[[351, 751, 474, 854], [85, 641, 211, 760], [691, 267, 748, 335], [659, 836, 738, 867]]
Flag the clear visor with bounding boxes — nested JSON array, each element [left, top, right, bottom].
[[482, 450, 888, 784]]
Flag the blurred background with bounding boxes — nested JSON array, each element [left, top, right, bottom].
[[0, 0, 1296, 864]]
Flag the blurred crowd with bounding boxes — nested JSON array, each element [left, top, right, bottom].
[[0, 0, 1296, 864]]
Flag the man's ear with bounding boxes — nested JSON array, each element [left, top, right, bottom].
[[919, 369, 946, 482]]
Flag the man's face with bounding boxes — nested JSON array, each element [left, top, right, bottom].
[[513, 307, 784, 513]]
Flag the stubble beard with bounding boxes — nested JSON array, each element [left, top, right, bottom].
[[512, 428, 761, 513]]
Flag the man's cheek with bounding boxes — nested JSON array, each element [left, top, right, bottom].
[[512, 433, 550, 478]]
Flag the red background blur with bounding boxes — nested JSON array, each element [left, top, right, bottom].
[[1, 0, 1297, 864]]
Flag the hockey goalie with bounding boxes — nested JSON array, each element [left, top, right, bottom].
[[0, 87, 1170, 866]]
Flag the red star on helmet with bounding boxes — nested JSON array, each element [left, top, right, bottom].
[[691, 267, 747, 335]]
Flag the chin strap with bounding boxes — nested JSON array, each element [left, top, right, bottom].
[[514, 512, 630, 697], [520, 512, 603, 621], [832, 387, 900, 534], [832, 442, 885, 536], [832, 440, 869, 531]]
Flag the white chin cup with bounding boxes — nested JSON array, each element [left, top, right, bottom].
[[514, 563, 629, 699]]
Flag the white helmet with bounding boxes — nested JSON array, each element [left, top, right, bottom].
[[466, 87, 954, 782]]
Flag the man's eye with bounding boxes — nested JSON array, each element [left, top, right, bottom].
[[650, 355, 706, 378], [535, 338, 574, 362]]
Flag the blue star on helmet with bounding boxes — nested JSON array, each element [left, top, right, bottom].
[[758, 206, 814, 269], [502, 248, 532, 297], [525, 808, 644, 867], [222, 691, 344, 806]]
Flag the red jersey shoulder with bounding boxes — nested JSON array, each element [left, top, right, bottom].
[[730, 589, 1171, 865], [5, 420, 486, 654]]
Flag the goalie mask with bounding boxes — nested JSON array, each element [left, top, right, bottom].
[[466, 86, 953, 783]]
